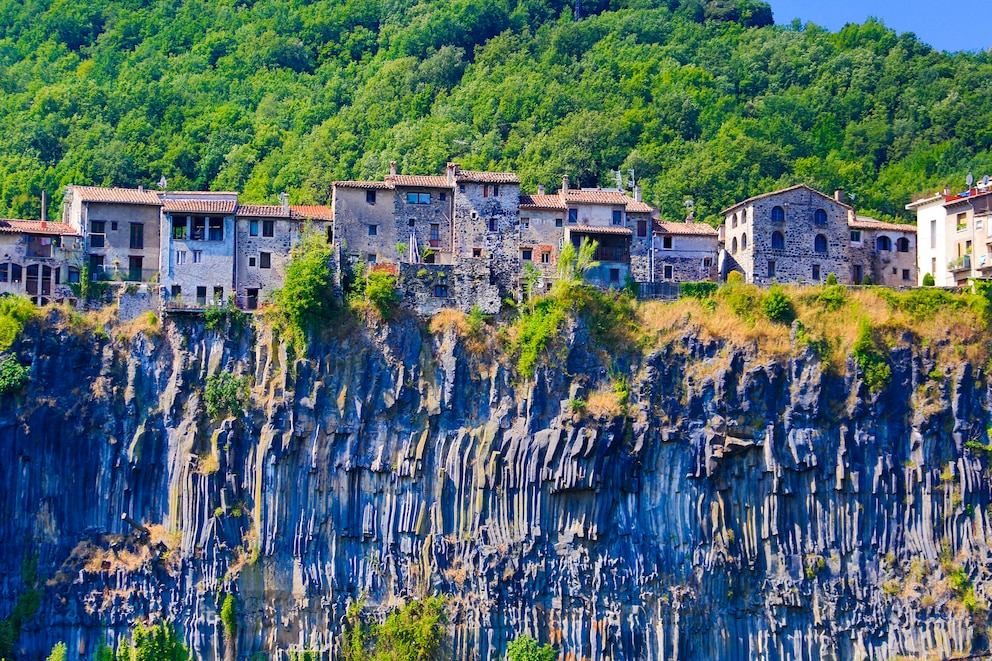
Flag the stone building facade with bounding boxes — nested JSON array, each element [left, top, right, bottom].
[[0, 219, 82, 305], [398, 259, 502, 316], [518, 189, 566, 293], [653, 221, 719, 282], [722, 185, 854, 285], [848, 216, 917, 287]]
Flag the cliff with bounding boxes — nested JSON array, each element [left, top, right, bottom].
[[1, 297, 991, 661]]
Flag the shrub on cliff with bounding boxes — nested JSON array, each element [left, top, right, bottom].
[[763, 286, 795, 324], [680, 281, 718, 299], [0, 295, 38, 350], [364, 271, 400, 318], [922, 272, 935, 287], [852, 318, 890, 393], [0, 355, 28, 396], [116, 622, 189, 661], [342, 596, 446, 661], [506, 635, 556, 661], [205, 373, 249, 419], [278, 228, 335, 327], [45, 642, 67, 661]]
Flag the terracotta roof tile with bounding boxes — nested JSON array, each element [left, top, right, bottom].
[[656, 221, 719, 236], [568, 225, 633, 236], [71, 186, 163, 206], [721, 184, 852, 214], [455, 170, 520, 184], [162, 199, 237, 214], [386, 175, 451, 188], [290, 205, 333, 221], [334, 181, 393, 190], [237, 205, 290, 218], [562, 189, 654, 213], [0, 219, 79, 236], [849, 216, 917, 232], [519, 194, 567, 210]]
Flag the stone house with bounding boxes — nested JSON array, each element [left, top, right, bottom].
[[907, 185, 992, 286], [848, 216, 917, 287], [62, 186, 163, 282], [0, 218, 82, 305], [518, 188, 567, 294], [653, 221, 719, 282], [158, 192, 239, 306], [234, 202, 333, 309]]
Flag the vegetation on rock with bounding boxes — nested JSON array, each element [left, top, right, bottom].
[[204, 372, 249, 419], [342, 596, 446, 661], [0, 296, 38, 351], [0, 355, 29, 396], [505, 635, 556, 661]]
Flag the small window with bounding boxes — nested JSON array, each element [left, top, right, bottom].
[[213, 286, 224, 302], [366, 190, 376, 204], [262, 220, 274, 237], [208, 217, 224, 241], [193, 250, 202, 264], [812, 264, 820, 280], [741, 233, 748, 250], [731, 213, 738, 229], [260, 252, 271, 269], [637, 220, 648, 237], [612, 210, 623, 226], [541, 251, 551, 264], [609, 268, 620, 284], [662, 236, 673, 250], [521, 217, 530, 230], [196, 286, 207, 305], [556, 218, 563, 228], [459, 184, 466, 193], [814, 209, 827, 226], [472, 248, 482, 258], [367, 253, 377, 263], [897, 237, 910, 252], [439, 192, 446, 201], [249, 256, 256, 267], [771, 206, 785, 223], [130, 223, 143, 249], [902, 269, 911, 281], [327, 226, 334, 244], [772, 231, 785, 250], [246, 288, 259, 310], [172, 217, 187, 240], [89, 220, 106, 248], [483, 185, 489, 198], [493, 185, 500, 196], [814, 234, 828, 253], [111, 221, 118, 231], [67, 266, 80, 284], [369, 224, 378, 236], [731, 237, 738, 254], [568, 209, 577, 224], [767, 260, 776, 277], [876, 235, 891, 251], [853, 264, 864, 283], [664, 265, 673, 280], [434, 284, 449, 298], [249, 220, 259, 236], [408, 218, 415, 227], [703, 257, 712, 268], [430, 223, 440, 242], [850, 230, 862, 243], [170, 285, 181, 297], [176, 250, 187, 265], [488, 218, 497, 232], [406, 192, 418, 204], [521, 249, 533, 261]]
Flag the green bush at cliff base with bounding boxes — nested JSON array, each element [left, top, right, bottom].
[[506, 635, 557, 661], [716, 280, 764, 322], [0, 355, 28, 396], [0, 295, 38, 350], [852, 318, 891, 393], [116, 622, 190, 661], [46, 642, 67, 661], [205, 373, 249, 419], [0, 555, 41, 660], [763, 285, 795, 324], [342, 596, 446, 661], [813, 285, 848, 311]]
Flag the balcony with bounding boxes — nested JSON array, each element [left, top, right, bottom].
[[948, 255, 971, 273], [593, 247, 630, 263]]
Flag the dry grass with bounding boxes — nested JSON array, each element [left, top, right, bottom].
[[195, 452, 220, 475], [116, 310, 162, 343], [428, 308, 490, 355], [585, 389, 624, 419]]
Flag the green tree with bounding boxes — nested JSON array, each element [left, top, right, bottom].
[[342, 597, 446, 661], [277, 228, 335, 329], [922, 272, 935, 287], [505, 635, 556, 661], [46, 642, 67, 661]]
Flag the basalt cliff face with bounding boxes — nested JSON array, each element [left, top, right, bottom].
[[1, 314, 991, 661]]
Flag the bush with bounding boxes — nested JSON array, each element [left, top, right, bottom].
[[46, 642, 67, 661], [0, 356, 29, 396], [117, 622, 189, 661], [825, 273, 838, 285], [221, 593, 237, 639], [717, 281, 763, 321], [515, 295, 568, 378], [277, 228, 335, 329], [763, 285, 794, 324], [342, 597, 446, 661], [922, 272, 935, 287], [815, 284, 848, 311], [0, 295, 39, 350], [506, 635, 556, 661], [205, 372, 249, 419], [364, 270, 400, 318], [725, 271, 744, 286], [852, 318, 891, 393], [680, 281, 718, 299]]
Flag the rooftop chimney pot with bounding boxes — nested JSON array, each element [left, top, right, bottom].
[[389, 161, 397, 176], [561, 174, 569, 193], [634, 185, 642, 203], [834, 189, 843, 202], [40, 190, 47, 223], [538, 184, 545, 195]]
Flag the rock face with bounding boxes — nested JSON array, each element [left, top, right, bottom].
[[1, 314, 991, 661]]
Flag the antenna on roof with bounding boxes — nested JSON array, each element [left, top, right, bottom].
[[684, 198, 695, 222], [613, 169, 623, 190], [967, 172, 974, 188], [627, 169, 636, 192], [158, 176, 168, 190]]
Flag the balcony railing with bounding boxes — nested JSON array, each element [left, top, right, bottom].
[[948, 255, 972, 273], [593, 247, 630, 263]]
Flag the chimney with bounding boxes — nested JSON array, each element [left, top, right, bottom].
[[634, 185, 642, 203], [538, 184, 545, 195], [834, 189, 843, 202], [389, 161, 397, 176], [944, 186, 951, 196], [40, 190, 47, 222], [279, 192, 289, 214], [561, 174, 569, 193]]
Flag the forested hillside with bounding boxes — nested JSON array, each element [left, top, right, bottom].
[[0, 0, 990, 224]]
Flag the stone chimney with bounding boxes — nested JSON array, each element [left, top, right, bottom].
[[40, 190, 47, 223], [537, 184, 545, 195], [389, 161, 397, 176], [834, 189, 843, 202], [279, 192, 289, 214], [634, 186, 642, 203], [446, 162, 461, 184], [561, 174, 569, 193]]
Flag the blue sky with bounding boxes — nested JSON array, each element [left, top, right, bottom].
[[766, 1, 992, 53]]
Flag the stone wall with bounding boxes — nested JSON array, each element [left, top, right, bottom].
[[117, 285, 161, 321], [653, 233, 718, 282], [82, 202, 162, 280], [627, 211, 653, 282], [518, 209, 562, 293], [453, 182, 520, 297], [393, 186, 454, 265], [160, 215, 237, 303], [398, 259, 501, 315], [233, 218, 333, 307], [332, 186, 396, 263]]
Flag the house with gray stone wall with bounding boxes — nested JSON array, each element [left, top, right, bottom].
[[653, 221, 719, 282], [848, 216, 917, 287], [0, 218, 82, 305], [234, 203, 333, 309], [519, 187, 567, 294], [62, 185, 163, 283], [158, 192, 239, 307], [722, 185, 854, 285]]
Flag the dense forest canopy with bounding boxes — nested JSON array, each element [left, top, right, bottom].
[[0, 0, 990, 224]]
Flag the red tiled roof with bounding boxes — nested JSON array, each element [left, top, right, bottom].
[[162, 199, 237, 214], [455, 170, 520, 184], [721, 184, 853, 214], [568, 225, 633, 236], [71, 186, 163, 206], [334, 181, 393, 190], [237, 205, 290, 218], [563, 189, 654, 213], [656, 221, 719, 236], [849, 216, 917, 232], [519, 194, 567, 210], [0, 219, 79, 236], [291, 205, 333, 221], [386, 175, 451, 188]]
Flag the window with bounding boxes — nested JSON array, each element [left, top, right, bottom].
[[459, 184, 466, 193], [176, 250, 187, 265], [472, 248, 482, 258], [88, 255, 104, 280], [488, 218, 497, 232], [196, 286, 207, 305], [957, 212, 968, 231], [977, 217, 984, 231], [932, 257, 936, 276], [703, 257, 712, 268], [931, 220, 937, 249], [369, 224, 378, 236], [853, 264, 864, 283], [406, 192, 431, 204], [767, 260, 776, 277], [771, 231, 785, 250], [731, 213, 738, 228], [664, 265, 673, 280], [814, 209, 827, 226], [662, 236, 673, 250], [731, 237, 738, 254], [897, 237, 910, 252], [208, 218, 223, 241], [171, 285, 181, 297], [814, 234, 828, 253], [902, 269, 911, 281], [408, 218, 415, 227], [193, 250, 202, 264], [0, 264, 8, 282], [262, 220, 274, 237], [439, 192, 446, 201], [367, 253, 377, 263], [812, 264, 821, 281], [67, 266, 80, 284], [612, 210, 623, 226], [556, 218, 563, 228], [327, 226, 334, 244], [741, 233, 748, 250], [568, 209, 577, 224], [249, 220, 259, 236], [366, 190, 376, 204], [260, 252, 271, 268], [521, 217, 530, 230], [172, 217, 187, 240], [609, 268, 620, 284], [430, 223, 440, 244], [213, 287, 224, 302], [637, 220, 648, 237], [542, 251, 551, 263], [850, 230, 862, 243], [247, 289, 259, 310], [249, 256, 256, 267], [521, 249, 533, 261], [493, 185, 499, 196], [128, 256, 142, 282], [771, 206, 785, 223], [89, 220, 106, 248], [111, 221, 118, 231], [876, 235, 891, 251], [434, 284, 449, 298], [130, 223, 144, 250], [192, 217, 206, 240]]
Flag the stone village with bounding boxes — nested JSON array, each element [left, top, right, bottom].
[[5, 159, 989, 317]]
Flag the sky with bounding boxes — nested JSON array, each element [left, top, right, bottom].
[[766, 1, 992, 53]]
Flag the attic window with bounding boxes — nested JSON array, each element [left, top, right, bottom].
[[662, 236, 673, 250]]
